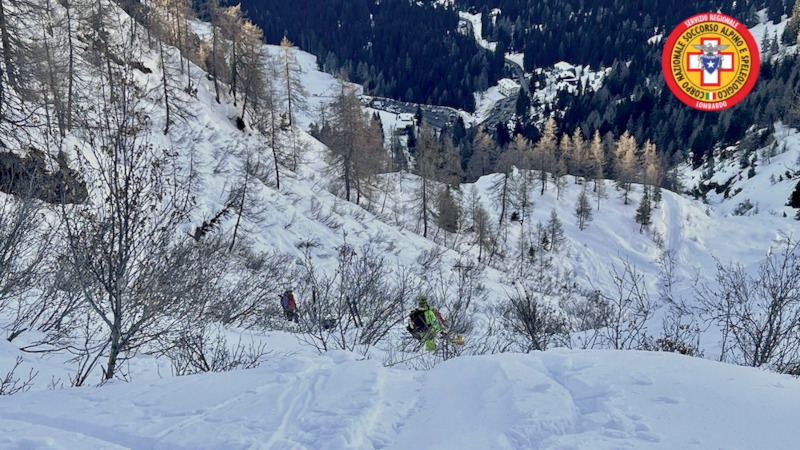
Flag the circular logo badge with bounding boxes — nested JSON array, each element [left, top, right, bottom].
[[662, 13, 759, 111]]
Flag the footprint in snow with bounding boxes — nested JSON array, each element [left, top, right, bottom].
[[654, 396, 682, 404]]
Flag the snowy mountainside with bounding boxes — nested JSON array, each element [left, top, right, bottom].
[[0, 348, 799, 448], [2, 0, 800, 447], [40, 1, 800, 344], [689, 124, 800, 219], [1, 0, 796, 363], [106, 7, 799, 311]]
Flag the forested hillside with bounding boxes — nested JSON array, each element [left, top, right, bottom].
[[231, 0, 800, 187], [233, 0, 505, 111], [556, 20, 800, 170], [460, 0, 791, 68]]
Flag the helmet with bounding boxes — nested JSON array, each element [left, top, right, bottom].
[[417, 295, 428, 307]]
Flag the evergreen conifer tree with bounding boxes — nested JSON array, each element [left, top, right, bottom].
[[635, 187, 652, 233], [546, 209, 565, 252], [575, 188, 593, 231]]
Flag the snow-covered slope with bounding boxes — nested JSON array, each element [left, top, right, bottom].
[[3, 1, 800, 447], [691, 124, 800, 219], [0, 348, 799, 449], [4, 0, 799, 372]]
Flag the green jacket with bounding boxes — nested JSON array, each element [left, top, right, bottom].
[[422, 307, 442, 333]]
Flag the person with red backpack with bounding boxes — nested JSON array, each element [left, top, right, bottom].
[[281, 289, 298, 323], [406, 296, 443, 351]]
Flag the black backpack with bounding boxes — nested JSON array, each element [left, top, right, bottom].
[[407, 309, 428, 336]]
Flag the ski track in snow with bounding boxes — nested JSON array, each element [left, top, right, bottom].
[[661, 191, 685, 262], [2, 350, 800, 448]]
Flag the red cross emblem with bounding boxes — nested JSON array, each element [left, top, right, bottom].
[[686, 38, 734, 87]]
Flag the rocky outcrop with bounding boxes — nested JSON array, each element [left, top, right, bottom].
[[0, 148, 87, 204]]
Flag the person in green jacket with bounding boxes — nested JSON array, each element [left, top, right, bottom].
[[406, 295, 443, 351]]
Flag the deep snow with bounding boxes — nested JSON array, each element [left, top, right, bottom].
[[1, 347, 799, 449]]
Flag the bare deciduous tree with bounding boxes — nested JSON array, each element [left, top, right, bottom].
[[278, 37, 307, 127], [321, 87, 386, 204], [413, 120, 439, 237], [574, 188, 593, 231], [58, 37, 195, 382]]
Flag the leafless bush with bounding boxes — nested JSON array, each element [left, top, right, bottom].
[[501, 280, 570, 352], [597, 260, 656, 350], [648, 250, 703, 357], [298, 242, 408, 355], [202, 241, 299, 330], [561, 289, 613, 349], [696, 237, 800, 373], [160, 325, 270, 376], [0, 356, 37, 396], [0, 191, 53, 341], [415, 256, 485, 360]]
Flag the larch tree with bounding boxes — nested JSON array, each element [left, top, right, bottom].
[[587, 130, 607, 210], [507, 134, 534, 224], [351, 112, 387, 205], [279, 37, 309, 170], [414, 120, 440, 238], [436, 186, 461, 235], [438, 131, 464, 188], [466, 126, 497, 181], [491, 134, 524, 230], [203, 0, 225, 103], [533, 117, 557, 195], [559, 132, 574, 177], [247, 53, 282, 190], [29, 0, 71, 138], [588, 129, 604, 192], [278, 37, 308, 130], [554, 135, 568, 200], [571, 127, 587, 181], [615, 131, 637, 205], [321, 87, 384, 204], [236, 20, 268, 121], [221, 5, 243, 104]]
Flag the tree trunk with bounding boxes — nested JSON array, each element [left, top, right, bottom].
[[422, 177, 428, 238], [285, 60, 293, 127], [271, 111, 280, 190], [212, 24, 220, 103], [498, 174, 508, 226], [344, 155, 352, 202], [105, 305, 122, 381], [0, 0, 16, 90], [229, 32, 237, 104], [160, 40, 170, 135], [65, 0, 74, 130]]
